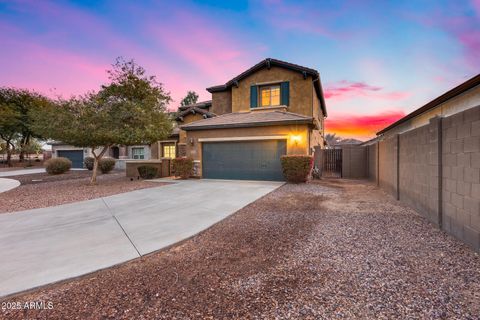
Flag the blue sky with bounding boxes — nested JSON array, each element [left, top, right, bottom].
[[0, 0, 478, 139]]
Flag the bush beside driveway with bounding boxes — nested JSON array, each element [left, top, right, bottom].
[[2, 179, 479, 319]]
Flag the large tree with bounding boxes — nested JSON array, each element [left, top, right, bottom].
[[325, 133, 341, 147], [32, 58, 173, 184], [0, 88, 51, 165], [0, 102, 20, 166], [179, 91, 199, 107]]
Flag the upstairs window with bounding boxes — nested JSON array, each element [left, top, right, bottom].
[[251, 82, 289, 108], [260, 85, 281, 107]]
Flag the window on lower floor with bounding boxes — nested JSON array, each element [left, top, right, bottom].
[[163, 144, 176, 159], [132, 147, 145, 159]]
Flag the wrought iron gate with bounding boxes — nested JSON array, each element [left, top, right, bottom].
[[322, 149, 342, 178]]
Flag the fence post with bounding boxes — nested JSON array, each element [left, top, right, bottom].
[[376, 141, 380, 186], [436, 117, 443, 228], [396, 134, 400, 200]]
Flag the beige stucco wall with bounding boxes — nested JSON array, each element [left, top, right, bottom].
[[312, 85, 324, 124], [383, 84, 480, 137], [211, 91, 232, 115], [185, 124, 311, 177], [178, 113, 206, 144], [231, 66, 314, 117]]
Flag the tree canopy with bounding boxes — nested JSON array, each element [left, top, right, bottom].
[[0, 88, 50, 165], [32, 57, 173, 183], [180, 91, 199, 107]]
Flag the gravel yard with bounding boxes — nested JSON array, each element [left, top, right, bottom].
[[2, 179, 480, 319], [0, 171, 163, 213]]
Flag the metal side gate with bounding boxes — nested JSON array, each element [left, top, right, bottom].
[[322, 149, 342, 178]]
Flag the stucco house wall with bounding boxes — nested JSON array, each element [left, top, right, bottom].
[[231, 66, 316, 118], [185, 124, 310, 177], [211, 91, 232, 115]]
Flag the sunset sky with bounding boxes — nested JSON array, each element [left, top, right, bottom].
[[1, 0, 479, 140]]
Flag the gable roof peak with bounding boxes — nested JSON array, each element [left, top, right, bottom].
[[206, 58, 319, 94]]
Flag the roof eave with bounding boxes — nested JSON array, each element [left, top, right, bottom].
[[377, 74, 480, 135], [206, 58, 320, 93], [181, 119, 313, 131]]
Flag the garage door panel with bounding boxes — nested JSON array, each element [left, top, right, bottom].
[[202, 140, 286, 181], [57, 150, 84, 169]]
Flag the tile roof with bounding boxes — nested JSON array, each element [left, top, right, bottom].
[[176, 105, 216, 121], [180, 111, 313, 131], [170, 127, 180, 135], [178, 100, 212, 111], [205, 58, 327, 116]]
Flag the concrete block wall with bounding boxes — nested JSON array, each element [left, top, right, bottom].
[[372, 105, 480, 251], [441, 105, 480, 249], [378, 136, 398, 198], [341, 145, 367, 178], [398, 117, 441, 226], [367, 143, 378, 182]]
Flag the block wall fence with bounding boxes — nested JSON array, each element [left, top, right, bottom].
[[361, 105, 480, 251]]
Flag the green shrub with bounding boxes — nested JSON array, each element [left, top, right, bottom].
[[84, 156, 94, 170], [45, 157, 71, 175], [172, 157, 193, 179], [280, 155, 313, 183], [99, 157, 116, 174], [137, 165, 158, 179]]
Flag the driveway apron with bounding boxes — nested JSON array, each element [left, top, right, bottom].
[[0, 179, 282, 297]]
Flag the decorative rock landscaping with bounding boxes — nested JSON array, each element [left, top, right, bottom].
[[2, 179, 479, 319]]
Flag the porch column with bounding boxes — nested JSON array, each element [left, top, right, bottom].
[[119, 146, 128, 159]]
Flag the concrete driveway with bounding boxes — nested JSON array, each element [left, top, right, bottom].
[[0, 178, 20, 193], [0, 179, 282, 297], [0, 168, 86, 177], [0, 168, 46, 177]]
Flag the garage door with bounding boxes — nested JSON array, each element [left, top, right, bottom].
[[57, 150, 84, 168], [202, 140, 286, 181]]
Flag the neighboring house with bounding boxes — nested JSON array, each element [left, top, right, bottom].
[[376, 73, 480, 138], [175, 58, 327, 181], [50, 143, 154, 169]]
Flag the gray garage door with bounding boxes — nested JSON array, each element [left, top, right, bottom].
[[202, 140, 286, 181], [57, 150, 84, 168]]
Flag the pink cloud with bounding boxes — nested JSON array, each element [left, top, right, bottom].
[[326, 110, 406, 140], [440, 15, 480, 69], [409, 3, 480, 69], [324, 80, 410, 101], [0, 23, 108, 98], [255, 0, 368, 39], [147, 11, 257, 85], [0, 3, 221, 108], [472, 0, 480, 16]]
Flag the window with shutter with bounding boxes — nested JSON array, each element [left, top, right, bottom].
[[250, 85, 258, 108]]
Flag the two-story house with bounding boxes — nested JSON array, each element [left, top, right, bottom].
[[174, 58, 327, 181]]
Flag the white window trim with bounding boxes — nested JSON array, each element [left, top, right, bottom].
[[260, 84, 281, 107], [132, 147, 145, 160], [198, 135, 287, 142]]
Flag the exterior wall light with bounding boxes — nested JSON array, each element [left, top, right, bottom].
[[291, 135, 301, 145]]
